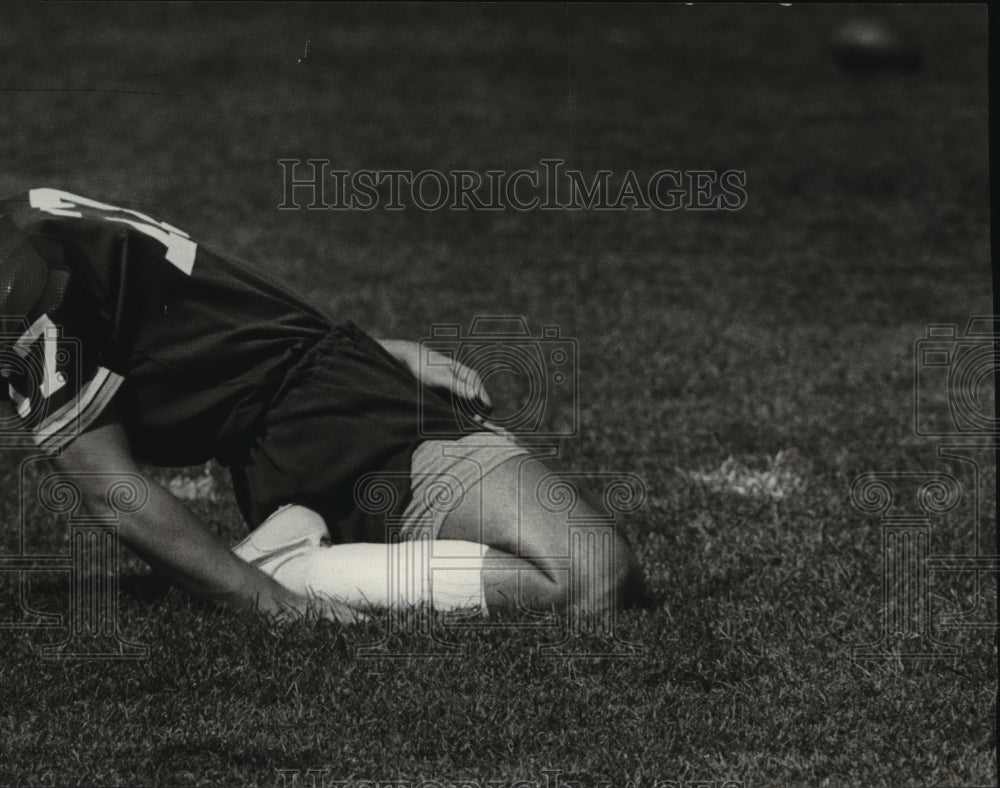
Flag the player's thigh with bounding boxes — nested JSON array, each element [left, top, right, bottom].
[[437, 452, 632, 583], [437, 454, 561, 564]]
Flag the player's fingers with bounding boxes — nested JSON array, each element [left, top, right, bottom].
[[451, 361, 492, 411], [421, 356, 459, 391], [471, 372, 493, 411]]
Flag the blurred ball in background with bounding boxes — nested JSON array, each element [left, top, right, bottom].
[[831, 18, 924, 73]]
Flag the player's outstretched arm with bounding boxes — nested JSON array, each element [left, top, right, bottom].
[[49, 405, 315, 620]]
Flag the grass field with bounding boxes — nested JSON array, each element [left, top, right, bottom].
[[0, 4, 995, 787]]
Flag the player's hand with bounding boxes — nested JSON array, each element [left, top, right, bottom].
[[421, 348, 493, 413], [377, 339, 493, 414]]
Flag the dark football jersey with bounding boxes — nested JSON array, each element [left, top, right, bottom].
[[0, 187, 332, 463]]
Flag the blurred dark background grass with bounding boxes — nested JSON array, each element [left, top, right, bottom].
[[0, 3, 994, 787]]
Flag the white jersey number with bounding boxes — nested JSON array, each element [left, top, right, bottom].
[[29, 187, 197, 275], [6, 315, 68, 412]]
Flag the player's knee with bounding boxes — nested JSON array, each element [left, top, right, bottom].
[[494, 532, 640, 613], [559, 530, 638, 611], [612, 535, 647, 608], [606, 532, 640, 608]]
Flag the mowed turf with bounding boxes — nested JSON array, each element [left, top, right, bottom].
[[0, 4, 994, 787]]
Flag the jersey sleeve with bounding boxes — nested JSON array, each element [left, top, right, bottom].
[[0, 221, 123, 452]]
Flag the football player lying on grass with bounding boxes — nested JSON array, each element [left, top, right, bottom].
[[0, 187, 643, 621]]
